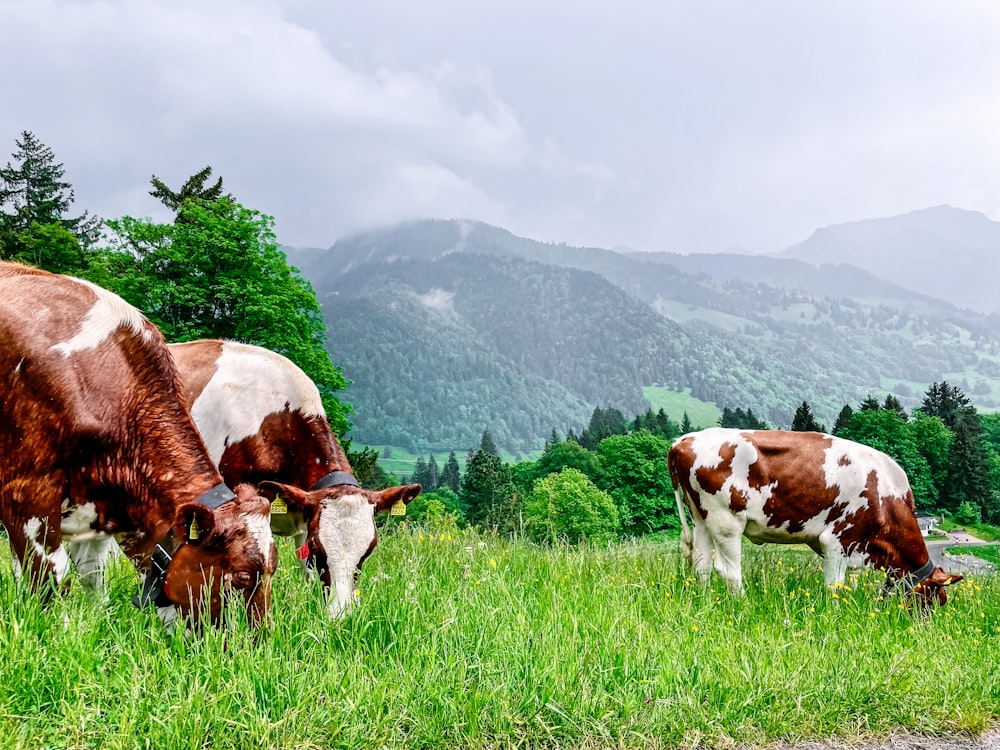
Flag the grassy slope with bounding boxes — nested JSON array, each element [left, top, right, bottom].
[[2, 527, 998, 749], [643, 386, 722, 432]]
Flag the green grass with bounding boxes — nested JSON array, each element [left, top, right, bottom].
[[2, 527, 999, 749], [643, 386, 722, 431]]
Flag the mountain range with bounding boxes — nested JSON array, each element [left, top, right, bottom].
[[285, 206, 1000, 454]]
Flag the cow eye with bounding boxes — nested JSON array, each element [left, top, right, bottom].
[[231, 571, 255, 588]]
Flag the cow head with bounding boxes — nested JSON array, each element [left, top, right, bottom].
[[163, 484, 277, 628], [910, 566, 963, 608], [258, 480, 421, 619]]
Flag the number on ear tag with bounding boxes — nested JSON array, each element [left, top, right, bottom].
[[271, 495, 288, 515], [188, 516, 200, 540], [389, 499, 407, 516]]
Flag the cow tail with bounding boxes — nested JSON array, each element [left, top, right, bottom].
[[668, 457, 693, 563]]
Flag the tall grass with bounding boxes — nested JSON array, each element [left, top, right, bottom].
[[1, 523, 998, 749]]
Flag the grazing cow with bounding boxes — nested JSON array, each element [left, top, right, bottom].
[[166, 339, 421, 619], [668, 428, 962, 606], [0, 262, 276, 629]]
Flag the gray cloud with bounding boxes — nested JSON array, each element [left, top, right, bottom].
[[3, 0, 999, 253]]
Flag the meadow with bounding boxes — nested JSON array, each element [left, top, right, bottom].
[[1, 521, 998, 750]]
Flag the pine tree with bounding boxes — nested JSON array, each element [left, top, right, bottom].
[[440, 451, 461, 493], [832, 404, 854, 435], [412, 456, 429, 488], [943, 411, 992, 515], [426, 455, 440, 491], [0, 130, 100, 261], [921, 381, 974, 430], [150, 166, 227, 217], [681, 412, 694, 434], [460, 449, 516, 531], [791, 401, 824, 432], [479, 429, 500, 456], [859, 395, 881, 411], [883, 394, 908, 421]]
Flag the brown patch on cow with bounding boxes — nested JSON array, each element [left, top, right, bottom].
[[759, 432, 840, 534], [838, 454, 851, 467], [669, 438, 708, 520], [728, 485, 748, 512], [169, 339, 225, 409], [694, 440, 736, 496]]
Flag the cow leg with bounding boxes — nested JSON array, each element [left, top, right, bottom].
[[709, 522, 746, 595], [7, 511, 70, 600], [66, 537, 114, 603], [818, 533, 849, 586], [690, 522, 715, 585]]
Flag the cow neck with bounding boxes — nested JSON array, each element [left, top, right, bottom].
[[307, 425, 358, 490], [132, 482, 236, 609]]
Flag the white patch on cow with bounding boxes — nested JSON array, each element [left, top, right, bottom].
[[240, 510, 274, 563], [188, 341, 324, 464], [23, 517, 71, 584], [50, 277, 151, 356], [61, 501, 99, 539], [316, 493, 376, 619]]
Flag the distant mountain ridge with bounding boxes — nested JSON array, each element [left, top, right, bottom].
[[779, 205, 1000, 315], [286, 211, 1000, 453]]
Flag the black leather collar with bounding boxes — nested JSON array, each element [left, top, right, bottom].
[[311, 470, 360, 490], [132, 483, 236, 609]]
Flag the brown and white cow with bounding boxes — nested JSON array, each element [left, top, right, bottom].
[[0, 262, 276, 629], [167, 339, 421, 619], [668, 427, 962, 606]]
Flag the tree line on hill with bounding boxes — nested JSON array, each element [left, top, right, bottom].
[[399, 381, 1000, 545]]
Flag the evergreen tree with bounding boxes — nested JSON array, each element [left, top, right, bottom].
[[460, 450, 516, 531], [0, 131, 100, 261], [680, 412, 694, 434], [859, 395, 881, 411], [440, 451, 462, 493], [921, 381, 974, 430], [150, 166, 227, 216], [479, 429, 500, 456], [426, 454, 440, 491], [942, 411, 992, 515], [883, 394, 908, 421], [411, 456, 429, 488], [579, 406, 628, 449], [832, 404, 854, 435], [791, 401, 824, 432]]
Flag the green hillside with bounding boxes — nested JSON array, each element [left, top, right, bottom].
[[643, 386, 721, 431], [288, 219, 1000, 453]]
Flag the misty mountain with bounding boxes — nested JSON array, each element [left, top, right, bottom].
[[779, 205, 1000, 315], [287, 217, 1000, 453]]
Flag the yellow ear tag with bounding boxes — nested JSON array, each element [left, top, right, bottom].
[[271, 495, 288, 515], [389, 499, 407, 516], [188, 516, 200, 540]]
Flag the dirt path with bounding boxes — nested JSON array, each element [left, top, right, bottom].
[[745, 727, 1000, 750]]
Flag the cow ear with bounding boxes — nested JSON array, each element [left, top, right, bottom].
[[927, 567, 963, 587], [372, 484, 422, 513], [175, 503, 216, 545], [257, 481, 314, 513]]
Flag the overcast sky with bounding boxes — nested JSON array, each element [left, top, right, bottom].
[[3, 0, 1000, 254]]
